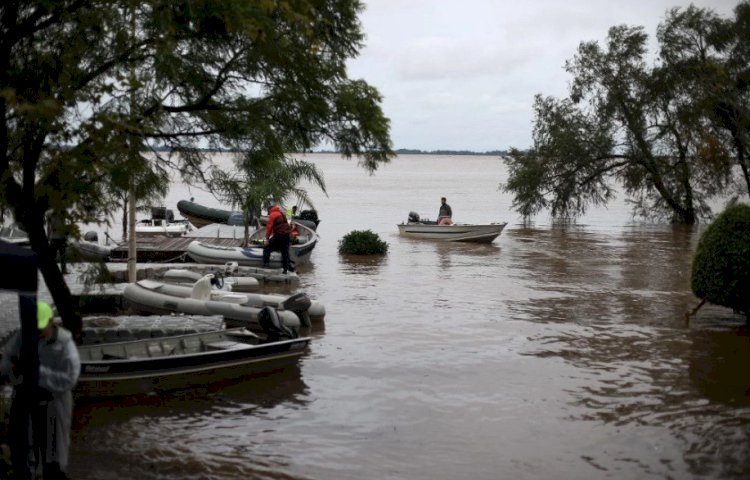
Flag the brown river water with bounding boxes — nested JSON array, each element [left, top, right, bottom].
[[1, 154, 749, 479]]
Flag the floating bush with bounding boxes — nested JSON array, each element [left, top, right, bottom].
[[691, 203, 750, 321], [338, 230, 388, 255]]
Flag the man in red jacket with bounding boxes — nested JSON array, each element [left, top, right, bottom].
[[263, 205, 293, 273]]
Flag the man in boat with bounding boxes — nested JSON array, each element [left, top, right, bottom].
[[0, 301, 80, 479], [438, 197, 453, 225], [263, 205, 294, 273]]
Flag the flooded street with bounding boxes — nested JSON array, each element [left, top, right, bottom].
[[2, 154, 749, 479]]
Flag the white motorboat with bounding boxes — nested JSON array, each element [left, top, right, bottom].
[[397, 212, 507, 243], [0, 224, 29, 246], [186, 221, 318, 268], [158, 273, 325, 322], [122, 276, 323, 329], [134, 206, 192, 237]]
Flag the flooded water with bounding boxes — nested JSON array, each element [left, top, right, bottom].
[[3, 154, 750, 479]]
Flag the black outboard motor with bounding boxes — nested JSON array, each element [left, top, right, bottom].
[[83, 231, 99, 242], [258, 306, 298, 341], [298, 209, 319, 224], [281, 292, 313, 328], [408, 211, 420, 223]]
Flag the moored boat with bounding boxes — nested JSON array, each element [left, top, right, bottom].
[[186, 221, 318, 268], [177, 199, 320, 231], [135, 206, 192, 237], [75, 327, 310, 398], [122, 277, 320, 329], [142, 273, 325, 322], [0, 224, 30, 246]]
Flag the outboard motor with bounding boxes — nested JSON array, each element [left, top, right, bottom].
[[258, 306, 298, 341], [83, 231, 99, 242], [298, 209, 319, 223], [281, 292, 313, 328], [408, 211, 420, 223]]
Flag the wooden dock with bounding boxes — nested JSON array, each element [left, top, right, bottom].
[[110, 236, 245, 263]]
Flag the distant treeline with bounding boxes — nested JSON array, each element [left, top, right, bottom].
[[148, 146, 509, 156], [392, 149, 507, 156], [314, 148, 508, 156]]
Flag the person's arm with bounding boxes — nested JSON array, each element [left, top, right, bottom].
[[38, 338, 80, 394], [265, 213, 275, 240], [447, 205, 452, 217]]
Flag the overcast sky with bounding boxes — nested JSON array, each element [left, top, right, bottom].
[[346, 0, 741, 152]]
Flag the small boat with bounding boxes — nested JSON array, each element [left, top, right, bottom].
[[67, 231, 121, 262], [122, 277, 319, 329], [134, 206, 192, 237], [398, 212, 507, 243], [161, 268, 261, 292], [177, 199, 320, 231], [155, 271, 325, 321], [186, 221, 318, 268], [0, 224, 30, 246], [75, 327, 310, 398]]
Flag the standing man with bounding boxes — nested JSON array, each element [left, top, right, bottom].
[[47, 210, 68, 274], [438, 197, 453, 225], [262, 205, 294, 273], [1, 301, 81, 479]]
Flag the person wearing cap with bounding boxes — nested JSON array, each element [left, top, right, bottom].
[[0, 301, 80, 479]]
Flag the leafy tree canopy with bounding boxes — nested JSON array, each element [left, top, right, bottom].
[[502, 2, 750, 224], [0, 0, 393, 334]]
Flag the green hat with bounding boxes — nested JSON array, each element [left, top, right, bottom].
[[37, 301, 53, 330]]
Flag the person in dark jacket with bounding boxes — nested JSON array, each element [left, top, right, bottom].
[[262, 205, 293, 273], [0, 301, 80, 480], [438, 197, 453, 225]]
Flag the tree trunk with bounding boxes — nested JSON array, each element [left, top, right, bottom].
[[23, 212, 82, 343]]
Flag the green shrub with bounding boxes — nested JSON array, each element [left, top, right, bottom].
[[338, 230, 388, 255], [691, 203, 750, 320]]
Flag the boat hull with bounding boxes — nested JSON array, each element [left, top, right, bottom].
[[187, 222, 318, 267], [178, 199, 319, 231], [397, 222, 507, 243], [75, 329, 310, 398], [122, 280, 304, 329]]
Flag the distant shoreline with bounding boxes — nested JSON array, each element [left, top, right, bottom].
[[147, 147, 509, 156]]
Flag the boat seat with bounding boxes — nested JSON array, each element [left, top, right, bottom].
[[191, 275, 213, 300], [146, 342, 162, 357], [181, 337, 203, 352]]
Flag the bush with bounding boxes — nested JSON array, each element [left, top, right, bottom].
[[691, 203, 750, 320], [338, 230, 388, 255]]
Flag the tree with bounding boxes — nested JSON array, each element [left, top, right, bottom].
[[700, 1, 750, 198], [0, 1, 393, 338], [691, 202, 750, 323], [210, 155, 327, 246], [502, 5, 744, 224]]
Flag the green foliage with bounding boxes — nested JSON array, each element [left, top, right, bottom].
[[503, 4, 750, 224], [0, 0, 393, 327], [691, 203, 750, 318], [338, 230, 388, 255]]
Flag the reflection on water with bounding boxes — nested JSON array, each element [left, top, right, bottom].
[[514, 226, 750, 479], [68, 365, 309, 480]]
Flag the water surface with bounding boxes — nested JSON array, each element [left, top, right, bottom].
[[3, 154, 749, 479]]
